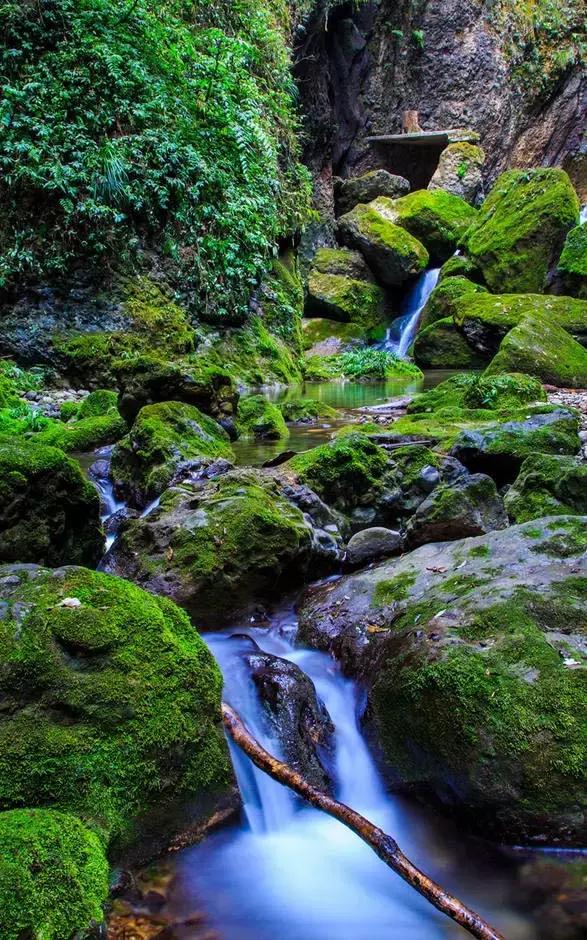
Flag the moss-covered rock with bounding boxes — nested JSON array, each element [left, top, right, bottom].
[[505, 454, 587, 523], [408, 371, 547, 416], [77, 389, 118, 419], [287, 432, 390, 514], [485, 313, 587, 388], [298, 518, 587, 844], [106, 469, 337, 625], [372, 190, 478, 262], [464, 168, 580, 293], [552, 223, 587, 299], [116, 355, 238, 425], [197, 315, 303, 388], [238, 395, 289, 440], [0, 443, 103, 565], [0, 808, 109, 940], [453, 292, 587, 356], [438, 254, 485, 284], [306, 270, 386, 329], [111, 401, 234, 507], [280, 399, 339, 423], [257, 250, 305, 355], [337, 203, 429, 286], [33, 411, 127, 453], [302, 318, 366, 354], [335, 170, 410, 215], [428, 142, 485, 205], [413, 318, 486, 368], [419, 276, 487, 332], [404, 473, 507, 548], [0, 564, 232, 843], [311, 247, 375, 281]]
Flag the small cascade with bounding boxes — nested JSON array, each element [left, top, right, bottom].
[[381, 267, 441, 358], [580, 204, 587, 225]]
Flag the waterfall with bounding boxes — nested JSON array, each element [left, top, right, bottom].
[[381, 267, 441, 358]]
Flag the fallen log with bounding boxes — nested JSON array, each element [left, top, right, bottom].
[[222, 702, 506, 940]]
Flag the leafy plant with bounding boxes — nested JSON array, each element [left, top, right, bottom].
[[411, 29, 425, 49]]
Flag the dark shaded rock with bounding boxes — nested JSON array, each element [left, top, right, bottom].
[[404, 474, 508, 548], [335, 170, 410, 215], [246, 651, 334, 789], [345, 527, 402, 569], [298, 517, 587, 845], [517, 857, 587, 940], [505, 453, 587, 523]]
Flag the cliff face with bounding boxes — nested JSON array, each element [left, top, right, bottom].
[[294, 0, 586, 213]]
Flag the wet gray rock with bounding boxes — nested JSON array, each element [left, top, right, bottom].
[[404, 473, 508, 548], [335, 170, 410, 216], [345, 527, 402, 569], [246, 651, 335, 790]]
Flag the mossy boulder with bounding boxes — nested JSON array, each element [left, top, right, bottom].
[[408, 372, 547, 416], [306, 270, 386, 330], [77, 389, 118, 419], [310, 247, 375, 281], [413, 318, 485, 369], [116, 355, 238, 425], [485, 313, 587, 388], [404, 473, 507, 548], [0, 443, 103, 566], [286, 432, 390, 515], [0, 808, 109, 940], [111, 401, 234, 507], [337, 203, 429, 287], [453, 292, 587, 356], [464, 168, 580, 293], [0, 564, 232, 843], [298, 518, 587, 844], [552, 224, 587, 299], [506, 454, 587, 523], [238, 395, 289, 440], [428, 142, 485, 205], [438, 254, 485, 284], [372, 190, 478, 262], [450, 408, 581, 485], [419, 276, 488, 332], [33, 411, 127, 453], [280, 399, 339, 423], [335, 170, 410, 215], [106, 469, 340, 626], [302, 318, 366, 354]]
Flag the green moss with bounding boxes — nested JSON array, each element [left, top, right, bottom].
[[413, 318, 485, 369], [258, 250, 305, 353], [288, 432, 390, 512], [0, 808, 109, 940], [59, 401, 80, 422], [0, 565, 232, 844], [34, 412, 127, 453], [438, 254, 485, 284], [469, 544, 491, 558], [306, 270, 386, 329], [238, 395, 289, 440], [453, 292, 587, 350], [111, 401, 233, 506], [338, 202, 429, 286], [302, 318, 366, 350], [485, 312, 587, 388], [311, 247, 373, 280], [506, 454, 587, 523], [389, 445, 440, 488], [419, 277, 487, 331], [199, 316, 303, 387], [304, 349, 422, 383], [464, 168, 580, 293], [535, 516, 587, 557], [373, 570, 418, 605], [280, 399, 339, 423], [77, 389, 118, 419], [555, 223, 587, 299], [0, 443, 102, 565], [408, 372, 545, 416], [373, 190, 478, 261], [122, 276, 194, 352]]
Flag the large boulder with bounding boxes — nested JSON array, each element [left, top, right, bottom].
[[485, 313, 587, 388], [346, 527, 402, 569], [0, 564, 232, 841], [550, 223, 587, 300], [450, 408, 581, 485], [306, 248, 386, 329], [505, 454, 587, 523], [0, 443, 103, 566], [337, 203, 429, 286], [463, 168, 580, 293], [237, 395, 289, 441], [418, 276, 487, 332], [298, 517, 587, 845], [372, 190, 478, 262], [453, 293, 587, 356], [335, 170, 410, 215], [413, 318, 485, 369], [404, 473, 507, 547], [407, 371, 547, 416], [105, 468, 343, 626], [428, 142, 485, 204], [111, 401, 234, 508], [0, 808, 109, 940]]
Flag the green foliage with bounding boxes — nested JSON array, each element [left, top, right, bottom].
[[338, 349, 422, 380], [0, 0, 311, 321], [0, 808, 108, 940], [411, 29, 425, 49]]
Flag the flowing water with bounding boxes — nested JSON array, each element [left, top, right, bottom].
[[380, 268, 441, 357], [164, 606, 536, 940]]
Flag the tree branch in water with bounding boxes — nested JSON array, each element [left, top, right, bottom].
[[222, 702, 506, 940]]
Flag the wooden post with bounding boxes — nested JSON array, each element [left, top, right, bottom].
[[222, 702, 507, 940], [402, 110, 422, 133]]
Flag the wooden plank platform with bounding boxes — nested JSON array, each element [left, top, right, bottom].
[[367, 129, 478, 147]]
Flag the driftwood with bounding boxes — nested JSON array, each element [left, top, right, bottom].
[[222, 702, 506, 940]]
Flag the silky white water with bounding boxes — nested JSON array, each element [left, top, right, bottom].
[[381, 267, 441, 358], [169, 603, 534, 940]]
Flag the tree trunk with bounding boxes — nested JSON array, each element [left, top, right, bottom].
[[222, 702, 506, 940]]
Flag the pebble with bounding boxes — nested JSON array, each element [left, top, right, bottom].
[[546, 387, 587, 461], [19, 386, 90, 419]]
